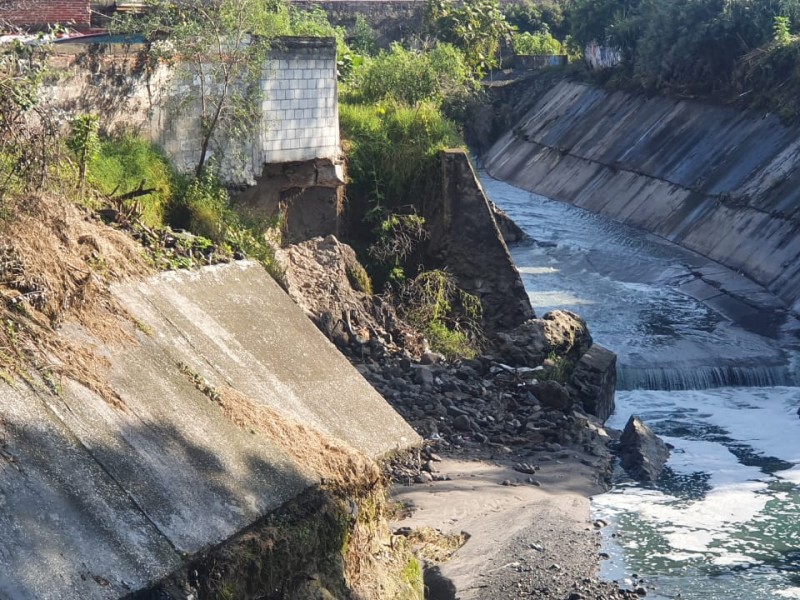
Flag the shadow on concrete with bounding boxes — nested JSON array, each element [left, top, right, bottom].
[[0, 385, 315, 599]]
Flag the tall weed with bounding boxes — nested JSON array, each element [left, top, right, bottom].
[[339, 101, 460, 212], [88, 135, 175, 227], [343, 43, 473, 107]]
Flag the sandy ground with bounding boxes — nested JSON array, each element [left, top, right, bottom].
[[391, 452, 634, 599]]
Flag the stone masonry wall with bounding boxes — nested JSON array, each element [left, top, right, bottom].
[[291, 0, 424, 47]]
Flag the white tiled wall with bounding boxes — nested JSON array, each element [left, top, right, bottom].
[[259, 41, 340, 164]]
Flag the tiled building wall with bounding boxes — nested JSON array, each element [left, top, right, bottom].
[[47, 37, 339, 185], [260, 41, 339, 164]]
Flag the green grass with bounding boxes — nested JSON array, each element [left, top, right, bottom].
[[88, 135, 175, 228]]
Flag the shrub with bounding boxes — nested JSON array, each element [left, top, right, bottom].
[[504, 0, 567, 38], [66, 114, 99, 195], [88, 135, 175, 227], [339, 101, 460, 211], [366, 211, 429, 290], [168, 169, 283, 280], [736, 36, 800, 122], [399, 270, 483, 359], [173, 170, 235, 241], [424, 0, 514, 76], [345, 43, 473, 107], [512, 30, 564, 55], [350, 14, 378, 56], [0, 37, 60, 201]]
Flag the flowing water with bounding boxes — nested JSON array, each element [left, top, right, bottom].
[[480, 173, 800, 600]]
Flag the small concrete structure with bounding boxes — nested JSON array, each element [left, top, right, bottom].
[[0, 261, 418, 599]]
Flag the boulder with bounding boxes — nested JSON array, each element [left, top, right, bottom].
[[568, 344, 617, 423], [540, 310, 592, 360], [490, 201, 528, 244], [532, 380, 572, 411], [492, 310, 592, 367], [617, 416, 670, 482]]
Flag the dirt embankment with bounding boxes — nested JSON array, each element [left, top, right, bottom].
[[0, 194, 150, 403]]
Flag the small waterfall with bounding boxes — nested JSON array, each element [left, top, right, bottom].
[[617, 364, 796, 391], [480, 172, 800, 600]]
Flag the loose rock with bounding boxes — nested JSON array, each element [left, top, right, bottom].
[[617, 416, 670, 482]]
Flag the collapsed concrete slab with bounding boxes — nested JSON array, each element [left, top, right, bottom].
[[0, 260, 419, 599]]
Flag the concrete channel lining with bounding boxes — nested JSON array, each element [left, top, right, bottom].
[[114, 260, 418, 458], [0, 260, 419, 599], [484, 81, 800, 314]]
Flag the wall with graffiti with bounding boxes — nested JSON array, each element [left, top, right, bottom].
[[585, 41, 621, 70]]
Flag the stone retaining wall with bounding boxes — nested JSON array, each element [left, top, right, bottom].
[[291, 0, 424, 47]]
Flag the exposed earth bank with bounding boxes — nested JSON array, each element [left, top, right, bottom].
[[278, 236, 645, 599]]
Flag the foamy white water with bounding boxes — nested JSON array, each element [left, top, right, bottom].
[[481, 173, 800, 600]]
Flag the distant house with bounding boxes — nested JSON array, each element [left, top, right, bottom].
[[0, 0, 93, 31]]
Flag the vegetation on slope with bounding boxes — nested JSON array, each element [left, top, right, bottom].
[[338, 36, 488, 358], [565, 0, 800, 120]]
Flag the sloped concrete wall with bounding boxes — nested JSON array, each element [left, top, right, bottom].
[[426, 150, 534, 331], [484, 81, 800, 315], [0, 261, 417, 599]]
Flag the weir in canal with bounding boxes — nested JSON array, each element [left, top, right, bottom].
[[481, 173, 800, 600]]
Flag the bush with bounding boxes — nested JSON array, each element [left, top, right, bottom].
[[350, 14, 378, 56], [513, 30, 564, 55], [344, 43, 473, 107], [339, 101, 461, 211], [88, 135, 175, 228], [169, 169, 234, 242], [504, 0, 567, 38], [399, 270, 483, 359], [169, 169, 283, 279], [736, 35, 800, 122], [424, 0, 514, 76], [0, 37, 60, 201]]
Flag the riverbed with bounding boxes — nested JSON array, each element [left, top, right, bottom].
[[481, 173, 800, 600]]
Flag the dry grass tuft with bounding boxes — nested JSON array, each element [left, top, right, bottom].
[[406, 527, 469, 564], [0, 194, 151, 406], [215, 384, 382, 491]]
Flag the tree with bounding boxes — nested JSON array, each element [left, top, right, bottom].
[[115, 0, 282, 177], [0, 36, 59, 200], [425, 0, 514, 76]]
